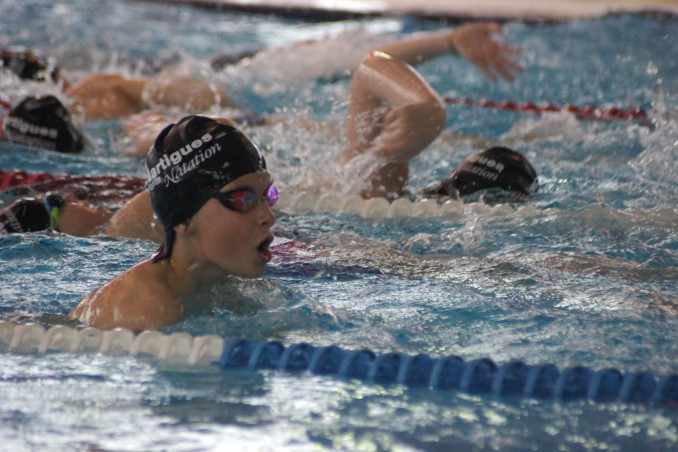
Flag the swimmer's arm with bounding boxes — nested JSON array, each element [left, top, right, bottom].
[[58, 204, 114, 237], [106, 190, 163, 243], [66, 73, 147, 120], [374, 22, 523, 82], [345, 52, 447, 163], [143, 70, 239, 111], [344, 52, 446, 198], [374, 30, 452, 65]]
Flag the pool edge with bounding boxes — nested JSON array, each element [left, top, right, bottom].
[[141, 0, 678, 21]]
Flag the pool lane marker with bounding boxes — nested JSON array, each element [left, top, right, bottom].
[[443, 96, 652, 126], [276, 190, 546, 220], [1, 321, 676, 408]]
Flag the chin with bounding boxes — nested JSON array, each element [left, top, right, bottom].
[[235, 265, 266, 279]]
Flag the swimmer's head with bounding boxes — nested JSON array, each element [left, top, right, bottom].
[[422, 147, 538, 200], [0, 47, 61, 83], [145, 115, 268, 261], [0, 198, 50, 234], [3, 95, 85, 154]]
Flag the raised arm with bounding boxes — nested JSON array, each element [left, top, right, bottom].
[[344, 51, 447, 199]]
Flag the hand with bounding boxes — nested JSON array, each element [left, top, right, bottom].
[[450, 22, 523, 82]]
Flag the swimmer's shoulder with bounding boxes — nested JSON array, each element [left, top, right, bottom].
[[71, 259, 183, 330]]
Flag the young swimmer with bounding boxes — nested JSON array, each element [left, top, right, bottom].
[[70, 115, 277, 330]]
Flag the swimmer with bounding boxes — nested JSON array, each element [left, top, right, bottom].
[[1, 94, 85, 154], [58, 21, 521, 120], [0, 193, 113, 236], [2, 51, 536, 243], [70, 115, 277, 330]]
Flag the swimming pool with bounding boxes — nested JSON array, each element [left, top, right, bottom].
[[1, 0, 677, 449]]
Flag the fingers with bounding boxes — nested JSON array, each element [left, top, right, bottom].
[[474, 59, 498, 83], [453, 22, 523, 83], [479, 44, 523, 83]]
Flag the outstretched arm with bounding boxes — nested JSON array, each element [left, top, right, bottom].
[[374, 22, 523, 82], [67, 71, 238, 121], [67, 73, 147, 120]]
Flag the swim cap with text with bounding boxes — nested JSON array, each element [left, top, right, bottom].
[[145, 115, 267, 229], [422, 147, 538, 198], [3, 95, 84, 154]]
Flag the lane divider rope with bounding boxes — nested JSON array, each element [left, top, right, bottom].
[[443, 96, 650, 123], [2, 321, 676, 408], [275, 191, 546, 219]]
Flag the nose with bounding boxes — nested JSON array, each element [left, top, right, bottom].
[[258, 202, 276, 227]]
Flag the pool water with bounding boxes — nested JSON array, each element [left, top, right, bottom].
[[1, 0, 677, 450]]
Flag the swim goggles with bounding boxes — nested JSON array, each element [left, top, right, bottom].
[[214, 184, 279, 213], [44, 194, 66, 231]]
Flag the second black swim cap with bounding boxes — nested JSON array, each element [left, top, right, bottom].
[[0, 199, 50, 235], [3, 95, 84, 154], [0, 47, 60, 83], [145, 115, 267, 230], [422, 147, 538, 198]]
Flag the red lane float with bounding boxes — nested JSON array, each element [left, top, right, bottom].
[[443, 96, 648, 122]]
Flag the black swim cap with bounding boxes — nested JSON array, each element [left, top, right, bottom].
[[145, 115, 267, 260], [422, 147, 538, 199], [0, 198, 50, 234], [0, 47, 60, 83], [3, 95, 84, 154]]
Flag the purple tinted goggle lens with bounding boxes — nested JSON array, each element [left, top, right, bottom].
[[215, 184, 279, 213]]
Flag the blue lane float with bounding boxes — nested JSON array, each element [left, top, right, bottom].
[[218, 338, 678, 408], [1, 322, 676, 409]]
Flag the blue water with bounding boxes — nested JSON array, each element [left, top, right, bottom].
[[1, 0, 677, 450]]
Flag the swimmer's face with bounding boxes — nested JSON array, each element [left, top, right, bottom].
[[189, 171, 276, 278]]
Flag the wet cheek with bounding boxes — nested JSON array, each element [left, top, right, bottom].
[[202, 220, 250, 263]]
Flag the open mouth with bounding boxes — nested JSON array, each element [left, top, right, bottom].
[[256, 236, 274, 262]]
